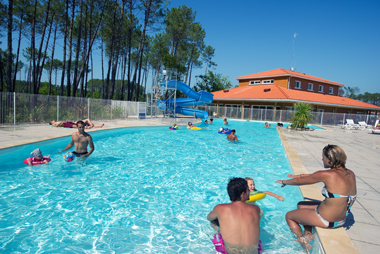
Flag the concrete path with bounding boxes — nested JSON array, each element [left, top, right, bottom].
[[0, 117, 188, 149], [281, 126, 380, 254]]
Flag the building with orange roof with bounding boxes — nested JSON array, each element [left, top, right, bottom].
[[211, 68, 380, 117]]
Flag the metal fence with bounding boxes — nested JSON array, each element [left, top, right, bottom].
[[198, 105, 379, 126], [0, 92, 142, 125]]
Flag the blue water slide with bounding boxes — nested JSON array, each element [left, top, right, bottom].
[[158, 80, 213, 119]]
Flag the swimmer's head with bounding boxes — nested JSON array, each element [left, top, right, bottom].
[[210, 118, 213, 122], [244, 177, 255, 192], [30, 148, 43, 159], [231, 129, 236, 134], [227, 177, 249, 202]]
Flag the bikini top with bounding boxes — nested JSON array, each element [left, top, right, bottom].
[[322, 186, 357, 215]]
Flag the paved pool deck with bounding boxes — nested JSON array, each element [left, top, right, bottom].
[[0, 119, 378, 253], [279, 125, 380, 254]]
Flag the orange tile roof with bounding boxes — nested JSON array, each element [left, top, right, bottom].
[[236, 68, 344, 87], [212, 84, 380, 110]]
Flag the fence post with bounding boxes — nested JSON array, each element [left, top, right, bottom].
[[320, 111, 324, 125], [88, 98, 90, 119], [343, 113, 345, 125], [57, 95, 59, 121], [280, 110, 282, 122], [366, 114, 369, 124], [13, 92, 16, 126], [111, 100, 113, 120], [137, 101, 139, 120]]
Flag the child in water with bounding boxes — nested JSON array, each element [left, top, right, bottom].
[[245, 177, 284, 201], [26, 148, 51, 166]]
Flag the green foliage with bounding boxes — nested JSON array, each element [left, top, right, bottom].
[[194, 71, 232, 92], [291, 102, 313, 129], [342, 86, 360, 99]]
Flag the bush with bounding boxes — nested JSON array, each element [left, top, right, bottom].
[[291, 102, 313, 128]]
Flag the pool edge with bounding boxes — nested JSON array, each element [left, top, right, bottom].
[[277, 128, 360, 254]]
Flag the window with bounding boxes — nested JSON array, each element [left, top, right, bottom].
[[308, 83, 313, 91], [295, 81, 301, 89], [285, 106, 293, 110], [329, 87, 334, 94], [318, 85, 324, 93], [262, 80, 274, 84], [249, 80, 261, 85]]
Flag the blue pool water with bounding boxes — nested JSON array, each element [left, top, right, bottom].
[[0, 120, 321, 253]]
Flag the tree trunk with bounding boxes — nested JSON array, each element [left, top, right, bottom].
[[75, 16, 103, 94], [104, 7, 117, 99], [66, 0, 76, 97], [72, 0, 83, 97], [120, 51, 127, 100], [13, 11, 24, 92], [48, 23, 58, 95], [6, 0, 13, 92], [126, 0, 133, 101], [0, 50, 4, 92], [132, 0, 152, 101], [80, 3, 89, 98], [36, 0, 52, 90], [60, 0, 69, 96], [101, 41, 104, 98], [31, 0, 37, 93], [110, 0, 126, 100], [38, 15, 54, 92]]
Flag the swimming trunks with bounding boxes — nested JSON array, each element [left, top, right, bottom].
[[315, 186, 356, 228], [224, 240, 262, 254], [62, 122, 76, 128], [72, 151, 87, 157]]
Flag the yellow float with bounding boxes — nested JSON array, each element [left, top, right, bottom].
[[187, 126, 201, 130], [246, 191, 266, 203]]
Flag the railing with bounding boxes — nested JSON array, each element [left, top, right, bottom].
[[0, 92, 144, 125], [198, 105, 378, 126]]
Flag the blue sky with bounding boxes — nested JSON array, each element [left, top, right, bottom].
[[176, 0, 380, 93], [3, 0, 380, 94]]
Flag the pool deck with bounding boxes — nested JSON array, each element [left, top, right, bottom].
[[279, 126, 380, 254], [0, 120, 379, 253]]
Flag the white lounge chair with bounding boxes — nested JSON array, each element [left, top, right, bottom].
[[342, 119, 359, 130], [358, 121, 372, 130]]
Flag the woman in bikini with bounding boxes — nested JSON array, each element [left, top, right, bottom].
[[275, 145, 356, 252]]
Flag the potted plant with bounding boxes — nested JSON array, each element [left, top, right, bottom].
[[290, 102, 313, 130]]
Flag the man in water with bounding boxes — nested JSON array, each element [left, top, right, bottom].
[[57, 120, 95, 157], [207, 177, 261, 254], [227, 129, 238, 141]]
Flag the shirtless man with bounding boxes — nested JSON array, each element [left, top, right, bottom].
[[227, 129, 238, 141], [207, 177, 261, 254], [57, 120, 95, 157]]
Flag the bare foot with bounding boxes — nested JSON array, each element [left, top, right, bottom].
[[296, 236, 312, 254], [303, 232, 315, 241]]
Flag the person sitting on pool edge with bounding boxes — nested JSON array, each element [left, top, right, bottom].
[[26, 148, 51, 166], [245, 177, 284, 201], [227, 129, 238, 141], [207, 177, 261, 254], [223, 118, 228, 125], [57, 120, 95, 157], [275, 145, 356, 252]]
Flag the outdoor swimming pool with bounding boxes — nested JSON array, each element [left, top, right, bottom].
[[0, 120, 323, 253]]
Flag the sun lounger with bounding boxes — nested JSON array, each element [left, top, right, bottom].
[[358, 121, 372, 130], [341, 119, 359, 130]]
